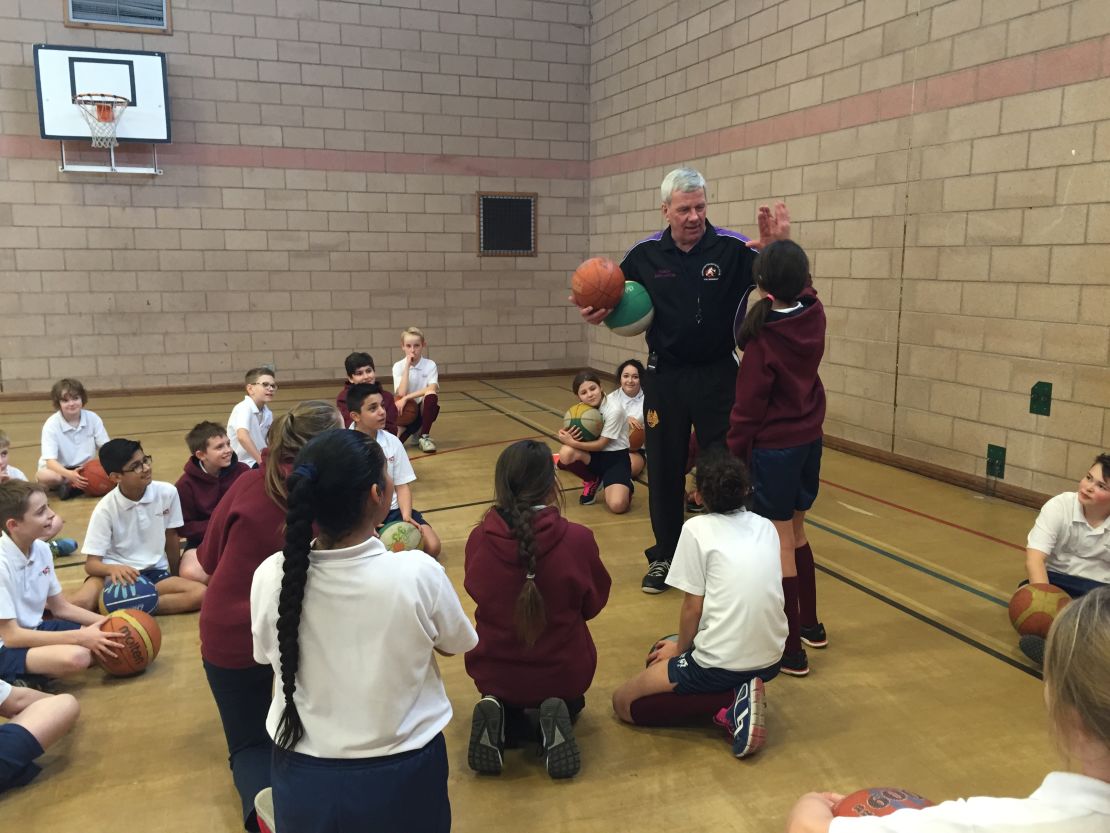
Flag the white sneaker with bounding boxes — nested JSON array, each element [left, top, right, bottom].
[[254, 788, 276, 833], [418, 435, 437, 453]]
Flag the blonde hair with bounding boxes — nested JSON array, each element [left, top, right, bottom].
[[263, 401, 342, 508], [1044, 586, 1110, 753], [401, 326, 425, 343]]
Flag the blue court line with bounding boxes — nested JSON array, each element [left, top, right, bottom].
[[805, 517, 1009, 608]]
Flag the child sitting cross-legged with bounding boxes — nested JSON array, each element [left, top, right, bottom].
[[0, 680, 79, 795]]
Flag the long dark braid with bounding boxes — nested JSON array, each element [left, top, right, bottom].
[[492, 440, 559, 646], [272, 428, 387, 752]]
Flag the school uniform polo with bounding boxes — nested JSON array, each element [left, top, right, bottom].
[[1027, 492, 1110, 584], [83, 481, 183, 572], [828, 772, 1110, 832], [371, 429, 416, 512], [0, 537, 60, 643], [607, 388, 644, 423], [227, 397, 273, 467], [665, 509, 787, 672], [596, 397, 630, 452], [38, 409, 109, 469], [392, 356, 439, 404], [250, 536, 477, 758]]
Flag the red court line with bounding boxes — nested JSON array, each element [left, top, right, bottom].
[[819, 478, 1024, 551], [410, 435, 544, 461]]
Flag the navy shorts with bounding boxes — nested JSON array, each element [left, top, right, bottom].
[[587, 449, 633, 489], [0, 619, 82, 681], [0, 724, 43, 795], [1026, 571, 1108, 600], [750, 438, 823, 521], [383, 507, 428, 527], [140, 568, 172, 584], [667, 650, 779, 695]]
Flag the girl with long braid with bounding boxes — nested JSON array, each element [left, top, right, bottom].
[[250, 429, 476, 833], [463, 440, 611, 779]]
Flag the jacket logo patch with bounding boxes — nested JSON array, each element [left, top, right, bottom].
[[701, 263, 721, 280], [646, 409, 660, 428]]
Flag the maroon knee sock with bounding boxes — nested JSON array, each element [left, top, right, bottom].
[[419, 393, 440, 436], [557, 459, 595, 482], [628, 691, 733, 727], [795, 543, 818, 627], [782, 576, 801, 654]]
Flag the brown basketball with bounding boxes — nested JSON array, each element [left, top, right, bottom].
[[399, 399, 419, 427], [629, 425, 645, 451], [98, 609, 162, 677], [80, 459, 114, 497], [571, 257, 625, 310], [1009, 583, 1070, 637]]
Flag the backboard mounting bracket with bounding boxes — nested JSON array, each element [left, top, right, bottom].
[[58, 141, 162, 175]]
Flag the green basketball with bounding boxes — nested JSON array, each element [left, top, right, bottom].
[[563, 402, 603, 441], [379, 520, 423, 553], [604, 281, 655, 336]]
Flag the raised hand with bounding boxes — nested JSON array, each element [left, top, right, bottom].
[[747, 201, 791, 250]]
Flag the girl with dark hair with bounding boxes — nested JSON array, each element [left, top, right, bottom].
[[463, 440, 611, 779], [608, 359, 647, 478], [727, 239, 827, 678], [250, 429, 476, 833], [556, 370, 633, 513]]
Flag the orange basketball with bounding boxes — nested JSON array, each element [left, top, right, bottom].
[[98, 609, 162, 677], [571, 257, 625, 310], [629, 425, 645, 451], [80, 459, 114, 497], [834, 788, 934, 817], [399, 399, 419, 427], [1008, 583, 1070, 637]]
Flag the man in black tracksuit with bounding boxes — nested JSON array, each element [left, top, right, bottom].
[[578, 167, 791, 593]]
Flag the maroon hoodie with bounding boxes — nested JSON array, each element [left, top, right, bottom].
[[464, 507, 610, 706], [336, 381, 399, 435], [727, 289, 826, 461], [174, 455, 250, 543]]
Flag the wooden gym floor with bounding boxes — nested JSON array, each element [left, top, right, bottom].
[[0, 377, 1054, 832]]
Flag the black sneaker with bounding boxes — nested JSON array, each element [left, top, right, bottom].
[[467, 696, 505, 775], [12, 674, 58, 693], [800, 623, 828, 649], [1019, 635, 1045, 666], [579, 478, 601, 505], [57, 483, 82, 501], [641, 560, 670, 594], [779, 650, 810, 677], [538, 698, 580, 779]]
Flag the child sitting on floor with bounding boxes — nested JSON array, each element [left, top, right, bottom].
[[556, 370, 632, 513], [336, 351, 398, 434], [0, 679, 79, 795], [393, 327, 441, 453], [35, 378, 110, 500]]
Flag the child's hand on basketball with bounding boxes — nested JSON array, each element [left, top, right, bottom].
[[105, 565, 140, 586], [568, 295, 611, 325], [77, 620, 125, 659], [68, 469, 89, 490], [558, 426, 582, 443], [647, 639, 680, 666], [628, 417, 642, 432]]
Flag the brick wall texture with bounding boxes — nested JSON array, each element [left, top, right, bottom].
[[1, 0, 1108, 493]]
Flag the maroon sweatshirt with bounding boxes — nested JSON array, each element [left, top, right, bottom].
[[197, 457, 288, 668], [727, 289, 826, 461], [174, 455, 249, 543], [336, 381, 399, 435], [464, 507, 611, 706]]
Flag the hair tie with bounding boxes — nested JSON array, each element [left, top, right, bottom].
[[293, 463, 318, 481], [765, 293, 775, 302], [526, 572, 536, 580]]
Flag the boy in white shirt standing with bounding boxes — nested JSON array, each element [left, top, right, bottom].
[[227, 368, 276, 469], [392, 327, 441, 453], [70, 439, 206, 615], [348, 383, 442, 559], [34, 379, 110, 499]]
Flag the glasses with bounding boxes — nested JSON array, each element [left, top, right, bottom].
[[122, 455, 153, 474], [253, 382, 277, 389]]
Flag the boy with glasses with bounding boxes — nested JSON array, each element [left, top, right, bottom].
[[227, 368, 277, 469]]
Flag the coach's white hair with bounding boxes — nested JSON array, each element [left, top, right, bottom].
[[660, 168, 707, 204]]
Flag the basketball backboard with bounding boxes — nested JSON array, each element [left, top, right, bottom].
[[34, 44, 170, 143]]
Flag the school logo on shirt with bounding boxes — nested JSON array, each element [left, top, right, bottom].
[[646, 409, 659, 428], [701, 263, 721, 280], [40, 566, 51, 576]]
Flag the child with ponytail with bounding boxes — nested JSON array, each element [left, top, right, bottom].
[[251, 429, 476, 833], [464, 440, 611, 779], [727, 239, 826, 678]]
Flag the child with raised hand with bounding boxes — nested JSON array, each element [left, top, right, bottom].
[[0, 481, 122, 684], [727, 239, 826, 677], [227, 368, 277, 469], [335, 351, 398, 434], [612, 449, 786, 760], [348, 382, 442, 559], [250, 428, 477, 833], [198, 400, 340, 832], [35, 378, 110, 499], [557, 370, 633, 513], [393, 327, 441, 452], [607, 359, 647, 479], [786, 586, 1110, 832], [464, 440, 611, 779], [0, 680, 79, 794]]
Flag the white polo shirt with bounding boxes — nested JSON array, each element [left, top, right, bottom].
[[597, 396, 629, 452], [2, 465, 27, 482], [606, 387, 644, 423], [83, 481, 183, 572], [392, 356, 439, 404], [1027, 492, 1110, 584], [38, 409, 109, 469], [0, 535, 61, 645], [666, 509, 787, 672], [227, 396, 273, 467], [828, 772, 1110, 832], [0, 678, 10, 707], [251, 535, 477, 759], [372, 429, 416, 512]]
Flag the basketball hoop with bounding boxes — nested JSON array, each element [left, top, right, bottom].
[[73, 93, 130, 149]]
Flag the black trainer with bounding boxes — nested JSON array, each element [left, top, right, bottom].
[[538, 698, 580, 779], [780, 649, 810, 677], [467, 696, 505, 775], [641, 560, 670, 594], [1019, 634, 1045, 666], [800, 623, 828, 649]]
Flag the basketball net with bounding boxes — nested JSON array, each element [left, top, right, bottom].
[[73, 93, 130, 149]]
